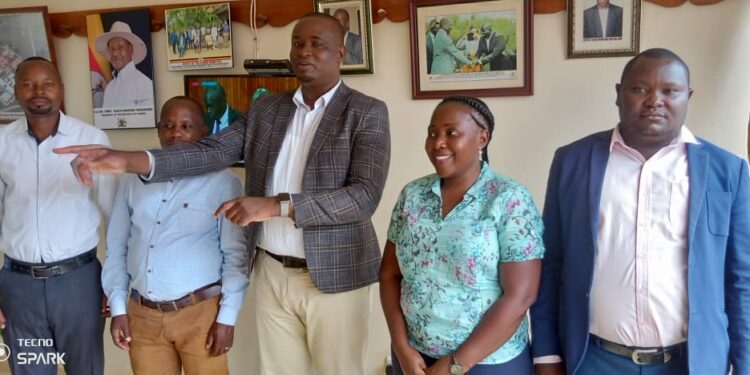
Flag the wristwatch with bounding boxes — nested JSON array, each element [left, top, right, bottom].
[[449, 353, 463, 375], [277, 193, 291, 217]]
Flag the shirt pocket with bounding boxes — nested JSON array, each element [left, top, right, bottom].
[[668, 177, 690, 237], [706, 191, 731, 236], [178, 203, 218, 234]]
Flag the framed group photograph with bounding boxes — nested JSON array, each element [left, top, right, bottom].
[[409, 0, 533, 99], [0, 6, 56, 123], [567, 0, 641, 58], [315, 0, 374, 74], [87, 8, 156, 129], [165, 3, 233, 71]]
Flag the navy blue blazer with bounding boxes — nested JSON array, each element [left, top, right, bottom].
[[530, 130, 750, 375], [583, 4, 623, 39]]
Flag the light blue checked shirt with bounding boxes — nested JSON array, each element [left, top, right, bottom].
[[102, 171, 248, 325]]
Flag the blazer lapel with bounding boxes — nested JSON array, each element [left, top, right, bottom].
[[265, 94, 295, 187], [588, 131, 612, 248], [686, 143, 708, 245], [306, 83, 351, 165]]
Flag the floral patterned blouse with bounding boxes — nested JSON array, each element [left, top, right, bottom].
[[387, 162, 544, 364]]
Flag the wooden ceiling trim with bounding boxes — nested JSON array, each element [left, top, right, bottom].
[[45, 0, 726, 39]]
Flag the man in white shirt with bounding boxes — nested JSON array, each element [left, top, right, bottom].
[[0, 57, 116, 375], [203, 85, 243, 135], [94, 21, 154, 108], [531, 48, 750, 375]]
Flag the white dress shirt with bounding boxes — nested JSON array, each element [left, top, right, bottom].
[[102, 61, 154, 108], [598, 6, 610, 37], [0, 112, 116, 263], [257, 81, 342, 258], [590, 126, 696, 347]]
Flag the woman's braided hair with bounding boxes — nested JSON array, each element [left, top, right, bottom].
[[438, 96, 495, 163]]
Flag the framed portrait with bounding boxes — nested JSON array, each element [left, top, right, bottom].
[[165, 3, 233, 71], [87, 8, 156, 129], [409, 0, 533, 99], [0, 6, 56, 123], [567, 0, 641, 58], [315, 0, 374, 74], [184, 74, 300, 166]]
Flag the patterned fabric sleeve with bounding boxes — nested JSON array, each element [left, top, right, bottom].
[[387, 187, 408, 246], [497, 184, 545, 262]]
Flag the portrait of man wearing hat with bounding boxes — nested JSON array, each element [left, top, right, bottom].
[[95, 21, 154, 108]]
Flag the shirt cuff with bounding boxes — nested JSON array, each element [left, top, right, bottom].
[[140, 150, 156, 181], [533, 355, 563, 364], [109, 295, 129, 317], [216, 305, 239, 326]]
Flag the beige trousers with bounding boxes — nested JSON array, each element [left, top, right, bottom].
[[127, 295, 229, 375], [252, 250, 373, 375]]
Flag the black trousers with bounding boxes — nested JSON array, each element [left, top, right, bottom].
[[0, 257, 104, 375]]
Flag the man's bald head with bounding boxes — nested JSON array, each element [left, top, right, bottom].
[[333, 9, 351, 32]]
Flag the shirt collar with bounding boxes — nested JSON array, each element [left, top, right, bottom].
[[429, 161, 491, 200], [220, 104, 230, 125], [292, 80, 342, 111], [610, 124, 699, 153], [25, 111, 67, 143], [113, 61, 136, 78]]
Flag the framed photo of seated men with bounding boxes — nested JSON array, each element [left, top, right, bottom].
[[567, 0, 641, 58], [409, 0, 533, 99]]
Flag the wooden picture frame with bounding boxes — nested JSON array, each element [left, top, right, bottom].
[[409, 0, 533, 99], [567, 0, 641, 59], [0, 6, 57, 123], [315, 0, 375, 74], [165, 3, 233, 71]]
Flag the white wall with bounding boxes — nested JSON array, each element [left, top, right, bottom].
[[2, 0, 748, 374]]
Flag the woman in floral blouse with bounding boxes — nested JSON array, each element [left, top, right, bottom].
[[380, 96, 544, 375]]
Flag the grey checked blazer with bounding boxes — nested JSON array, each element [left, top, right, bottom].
[[150, 83, 391, 293]]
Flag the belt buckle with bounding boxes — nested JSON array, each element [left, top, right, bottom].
[[157, 301, 179, 312], [30, 265, 58, 279], [631, 348, 662, 365]]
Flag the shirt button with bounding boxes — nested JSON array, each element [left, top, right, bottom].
[[148, 291, 152, 294], [149, 245, 154, 248], [147, 269, 152, 273], [162, 199, 167, 203], [156, 221, 161, 225]]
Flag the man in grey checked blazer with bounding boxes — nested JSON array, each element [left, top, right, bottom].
[[58, 13, 390, 375]]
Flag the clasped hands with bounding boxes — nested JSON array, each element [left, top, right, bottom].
[[395, 345, 461, 375]]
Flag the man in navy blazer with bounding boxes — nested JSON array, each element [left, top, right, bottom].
[[531, 48, 750, 375], [583, 0, 623, 39]]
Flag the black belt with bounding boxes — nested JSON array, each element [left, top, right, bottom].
[[257, 247, 307, 269], [589, 334, 686, 365], [5, 249, 96, 279], [131, 281, 222, 312]]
